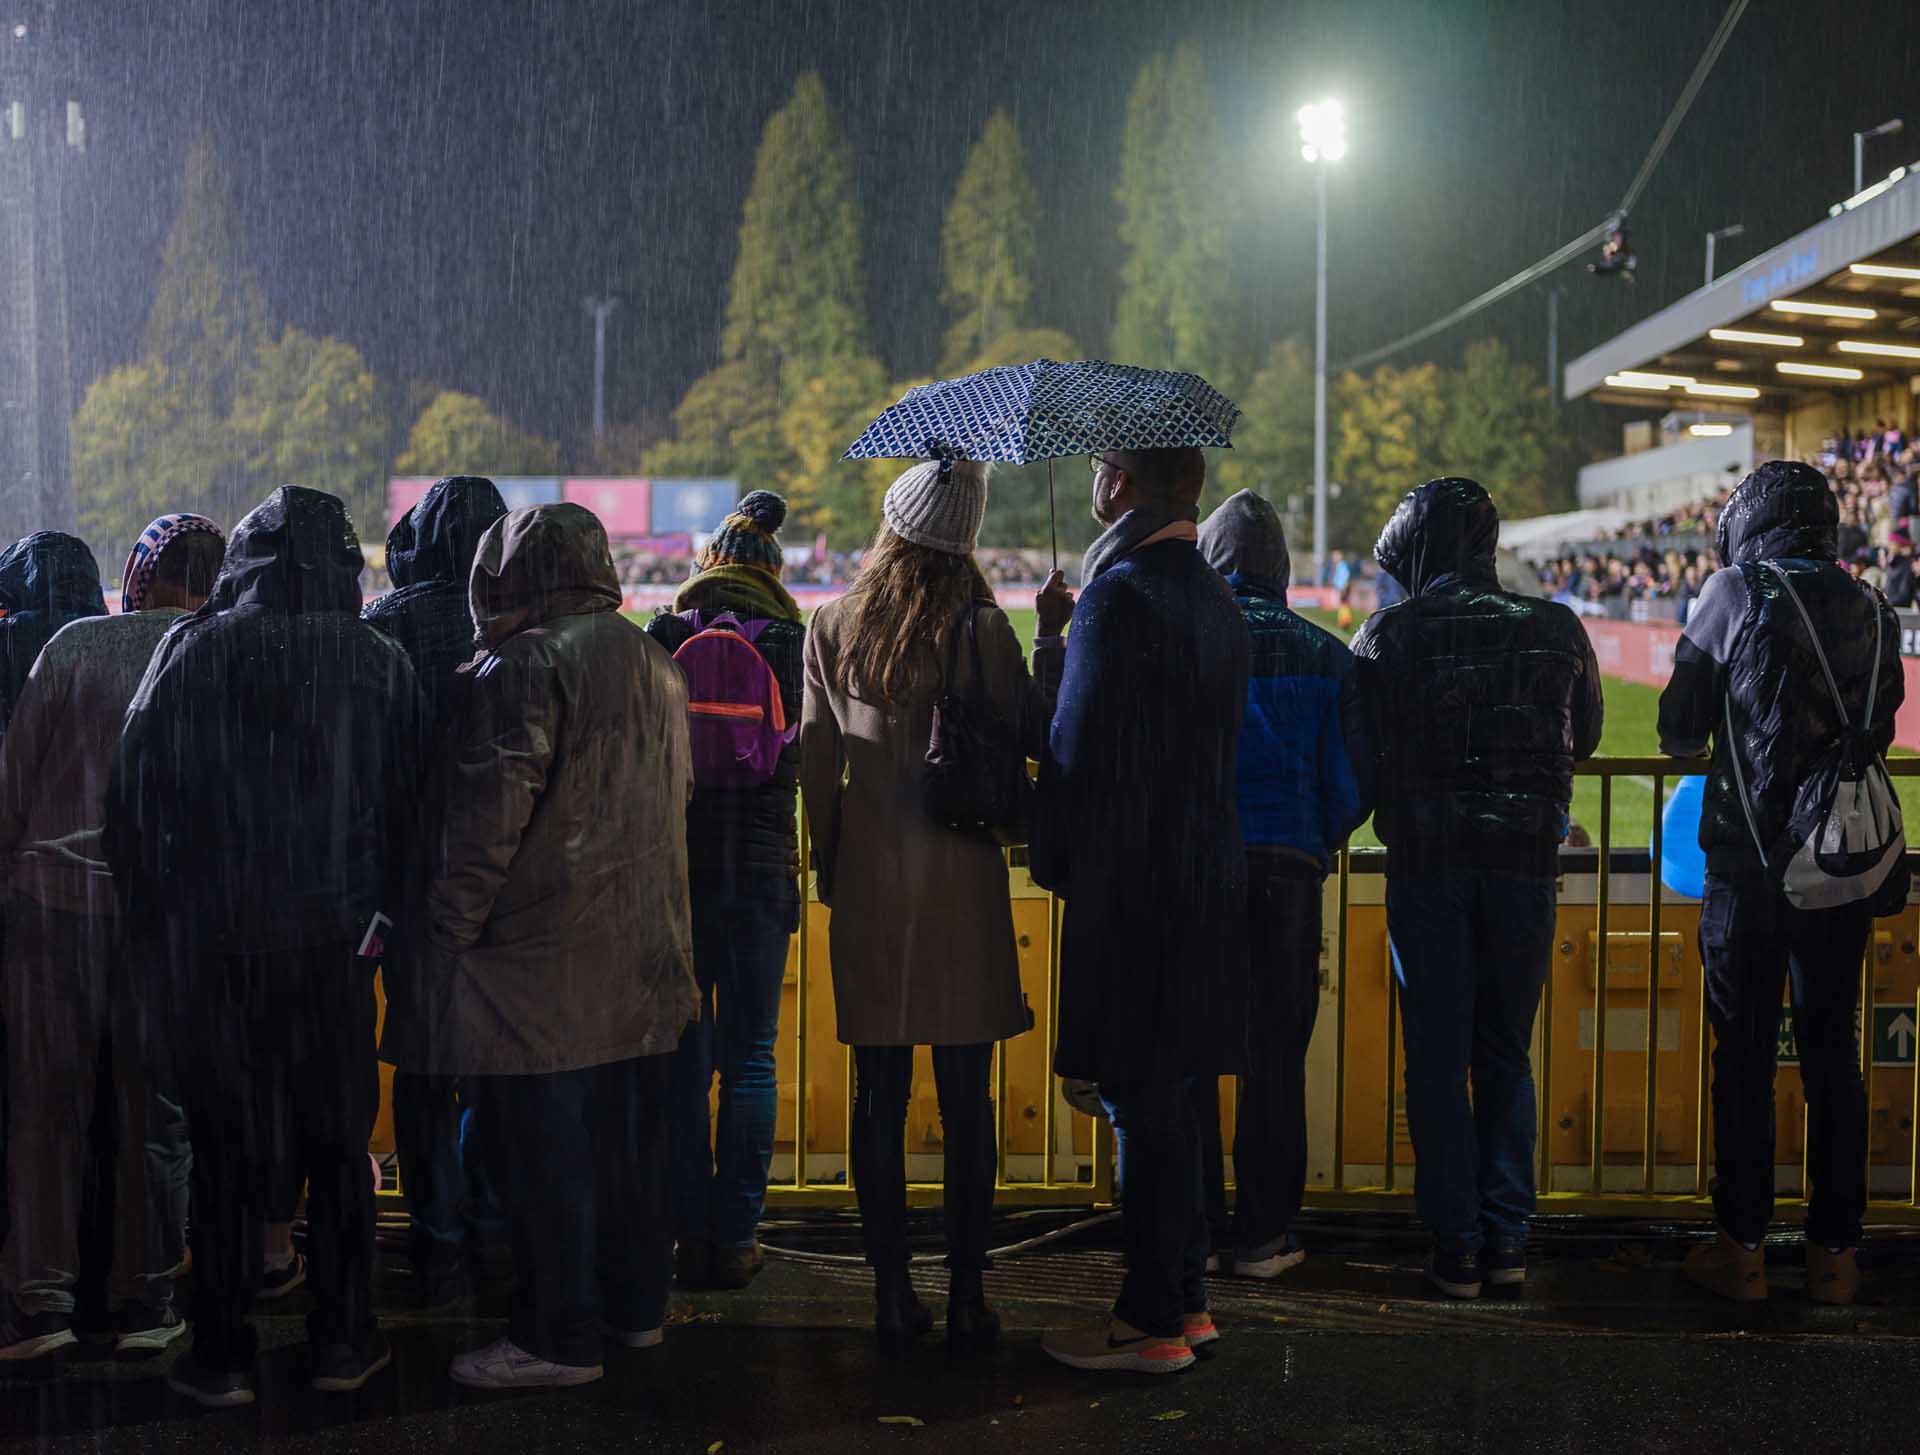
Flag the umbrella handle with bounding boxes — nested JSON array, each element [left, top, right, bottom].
[[1048, 458, 1057, 571]]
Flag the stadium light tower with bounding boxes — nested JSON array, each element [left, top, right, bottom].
[[1297, 98, 1345, 589], [1855, 119, 1904, 195]]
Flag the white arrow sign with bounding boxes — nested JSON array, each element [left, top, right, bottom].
[[1888, 1012, 1916, 1061]]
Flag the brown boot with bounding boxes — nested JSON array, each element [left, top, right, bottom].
[[1684, 1231, 1767, 1302], [1806, 1244, 1860, 1306]]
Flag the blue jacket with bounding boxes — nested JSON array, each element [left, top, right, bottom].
[[1227, 574, 1369, 868]]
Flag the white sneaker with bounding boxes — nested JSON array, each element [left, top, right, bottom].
[[1234, 1241, 1307, 1280], [449, 1336, 603, 1390]]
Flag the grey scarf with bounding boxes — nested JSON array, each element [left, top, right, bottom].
[[1082, 507, 1199, 584]]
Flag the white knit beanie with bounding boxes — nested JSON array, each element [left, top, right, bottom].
[[882, 460, 988, 556]]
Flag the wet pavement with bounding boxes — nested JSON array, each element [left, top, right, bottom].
[[5, 1221, 1919, 1453]]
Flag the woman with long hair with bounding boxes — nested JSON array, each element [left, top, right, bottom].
[[799, 459, 1071, 1350]]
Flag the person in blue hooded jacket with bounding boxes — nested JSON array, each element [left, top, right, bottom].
[[1194, 490, 1369, 1278], [364, 475, 509, 1308]]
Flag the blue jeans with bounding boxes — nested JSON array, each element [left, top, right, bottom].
[[669, 884, 797, 1248], [1387, 870, 1556, 1255]]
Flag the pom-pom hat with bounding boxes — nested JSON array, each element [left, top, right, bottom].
[[697, 490, 788, 576]]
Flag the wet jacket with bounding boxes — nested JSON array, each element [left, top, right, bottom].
[[0, 532, 107, 740], [0, 609, 185, 917], [1032, 509, 1251, 1084], [1198, 490, 1370, 871], [644, 569, 803, 897], [104, 487, 426, 955], [1352, 478, 1604, 878], [363, 476, 508, 740], [381, 503, 698, 1076], [1658, 460, 1903, 875]]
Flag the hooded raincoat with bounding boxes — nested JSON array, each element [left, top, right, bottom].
[[0, 533, 106, 739], [1351, 477, 1603, 877], [381, 503, 698, 1076], [1198, 490, 1370, 869], [103, 486, 426, 956], [363, 475, 508, 737], [1658, 460, 1903, 874]]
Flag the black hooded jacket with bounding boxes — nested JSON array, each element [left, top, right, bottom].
[[1658, 460, 1903, 875], [1351, 477, 1604, 876], [363, 476, 508, 738], [104, 486, 427, 955], [0, 532, 107, 738]]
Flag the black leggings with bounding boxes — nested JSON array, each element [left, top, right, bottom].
[[849, 1044, 995, 1277]]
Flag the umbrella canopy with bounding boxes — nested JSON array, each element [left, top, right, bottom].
[[842, 358, 1240, 464]]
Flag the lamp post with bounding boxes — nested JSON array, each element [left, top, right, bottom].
[[1704, 223, 1744, 286], [1298, 99, 1345, 588], [1854, 119, 1904, 194], [583, 295, 620, 446]]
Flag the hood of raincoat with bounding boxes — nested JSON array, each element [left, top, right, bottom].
[[1374, 477, 1500, 596], [386, 476, 508, 589], [199, 486, 365, 616], [0, 532, 106, 621], [470, 503, 622, 648], [1197, 489, 1291, 590], [1715, 459, 1838, 566]]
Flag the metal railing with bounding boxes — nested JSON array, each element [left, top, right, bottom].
[[762, 758, 1920, 1226]]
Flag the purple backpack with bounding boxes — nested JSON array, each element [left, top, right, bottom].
[[671, 610, 795, 788]]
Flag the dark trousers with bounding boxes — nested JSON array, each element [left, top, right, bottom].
[[1102, 1078, 1209, 1338], [1698, 873, 1872, 1248], [850, 1043, 994, 1277], [172, 943, 379, 1372], [392, 1071, 500, 1273], [468, 1055, 672, 1368], [3, 898, 187, 1316], [1388, 870, 1557, 1254], [1194, 853, 1323, 1259], [670, 886, 796, 1249]]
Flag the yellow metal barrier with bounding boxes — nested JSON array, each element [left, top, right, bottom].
[[754, 756, 1920, 1226]]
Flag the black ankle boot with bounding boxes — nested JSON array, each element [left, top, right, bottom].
[[874, 1272, 933, 1350], [945, 1273, 999, 1351]]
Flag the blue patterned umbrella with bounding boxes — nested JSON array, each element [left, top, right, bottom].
[[841, 358, 1240, 464]]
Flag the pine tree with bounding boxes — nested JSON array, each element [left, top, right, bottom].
[[649, 73, 873, 492], [143, 133, 270, 420], [1111, 47, 1237, 385], [940, 111, 1040, 372], [721, 73, 870, 390]]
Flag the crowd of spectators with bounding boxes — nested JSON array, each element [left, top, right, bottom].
[[1532, 424, 1917, 621]]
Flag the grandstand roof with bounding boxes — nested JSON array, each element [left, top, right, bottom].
[[1566, 169, 1920, 408]]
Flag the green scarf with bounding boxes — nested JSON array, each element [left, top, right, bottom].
[[672, 564, 802, 624]]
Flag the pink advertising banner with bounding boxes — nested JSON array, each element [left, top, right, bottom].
[[564, 478, 651, 536]]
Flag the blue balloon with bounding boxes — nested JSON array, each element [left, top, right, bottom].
[[1656, 776, 1708, 900]]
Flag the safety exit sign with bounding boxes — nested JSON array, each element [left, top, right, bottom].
[[1778, 1007, 1918, 1068]]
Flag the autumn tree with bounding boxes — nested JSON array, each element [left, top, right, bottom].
[[396, 391, 562, 478], [231, 328, 391, 527], [71, 362, 231, 554], [1212, 336, 1315, 520], [1437, 338, 1563, 521], [1332, 362, 1446, 547]]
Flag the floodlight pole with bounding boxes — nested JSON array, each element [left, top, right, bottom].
[[1312, 161, 1329, 589], [584, 295, 620, 445]]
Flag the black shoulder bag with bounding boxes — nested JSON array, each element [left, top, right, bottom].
[[922, 604, 1034, 847]]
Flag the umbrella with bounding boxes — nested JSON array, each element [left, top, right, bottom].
[[842, 358, 1241, 565]]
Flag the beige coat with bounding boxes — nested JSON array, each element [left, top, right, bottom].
[[800, 597, 1058, 1047]]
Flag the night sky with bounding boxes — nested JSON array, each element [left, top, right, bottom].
[[40, 0, 1920, 453]]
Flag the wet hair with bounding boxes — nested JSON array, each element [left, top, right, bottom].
[[1111, 447, 1206, 509], [150, 529, 226, 601], [830, 523, 992, 704]]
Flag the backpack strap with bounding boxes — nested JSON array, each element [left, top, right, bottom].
[[672, 616, 789, 733], [1759, 561, 1855, 730]]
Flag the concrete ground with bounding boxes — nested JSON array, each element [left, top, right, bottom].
[[5, 1219, 1919, 1453]]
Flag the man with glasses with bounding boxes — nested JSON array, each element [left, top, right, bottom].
[[1034, 447, 1250, 1375]]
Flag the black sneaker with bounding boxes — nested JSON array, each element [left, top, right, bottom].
[[1426, 1246, 1483, 1299], [115, 1306, 190, 1356], [0, 1307, 77, 1362], [711, 1240, 766, 1290], [1484, 1244, 1527, 1289], [311, 1330, 392, 1393], [167, 1353, 256, 1408], [256, 1253, 306, 1301]]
